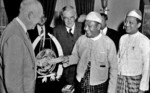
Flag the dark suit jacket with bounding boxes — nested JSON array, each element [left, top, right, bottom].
[[53, 22, 83, 56], [0, 18, 36, 93], [27, 26, 39, 43], [53, 22, 83, 84], [28, 25, 54, 56], [106, 27, 120, 51]]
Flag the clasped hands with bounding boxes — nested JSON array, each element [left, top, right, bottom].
[[47, 56, 69, 65]]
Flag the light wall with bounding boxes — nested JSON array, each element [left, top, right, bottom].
[[94, 0, 140, 30], [55, 0, 76, 12], [54, 0, 140, 30]]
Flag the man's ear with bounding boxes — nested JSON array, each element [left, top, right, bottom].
[[137, 23, 141, 28], [74, 12, 77, 20], [97, 23, 101, 30], [28, 11, 33, 21]]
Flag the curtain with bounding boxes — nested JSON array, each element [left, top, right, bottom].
[[75, 0, 95, 17], [39, 0, 57, 27], [3, 0, 57, 26], [3, 0, 22, 23]]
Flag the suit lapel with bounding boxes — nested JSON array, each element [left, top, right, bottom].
[[106, 28, 110, 36], [73, 23, 79, 39], [16, 20, 36, 65]]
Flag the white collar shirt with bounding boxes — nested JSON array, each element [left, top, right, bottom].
[[66, 24, 75, 34], [91, 33, 102, 41], [37, 25, 45, 36], [101, 27, 107, 35], [16, 17, 27, 33]]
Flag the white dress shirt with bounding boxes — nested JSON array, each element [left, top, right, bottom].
[[16, 17, 27, 33], [37, 25, 45, 36], [101, 27, 108, 35], [66, 24, 75, 34], [118, 31, 150, 91]]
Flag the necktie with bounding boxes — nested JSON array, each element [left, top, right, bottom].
[[69, 28, 73, 36], [40, 26, 44, 35]]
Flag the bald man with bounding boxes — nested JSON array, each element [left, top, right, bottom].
[[0, 0, 44, 93]]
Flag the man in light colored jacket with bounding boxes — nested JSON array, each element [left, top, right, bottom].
[[61, 11, 118, 93], [0, 0, 44, 93]]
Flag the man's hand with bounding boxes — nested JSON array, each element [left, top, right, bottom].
[[63, 56, 69, 63], [58, 56, 70, 67], [47, 56, 67, 64], [58, 56, 69, 63]]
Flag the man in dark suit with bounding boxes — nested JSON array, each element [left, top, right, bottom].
[[28, 24, 54, 55], [53, 5, 84, 91], [100, 13, 120, 51], [0, 0, 44, 93], [28, 23, 62, 93]]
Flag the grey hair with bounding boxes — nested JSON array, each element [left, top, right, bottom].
[[19, 0, 42, 16], [61, 5, 77, 18]]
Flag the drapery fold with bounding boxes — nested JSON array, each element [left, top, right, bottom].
[[39, 0, 57, 27], [3, 0, 22, 23], [3, 0, 57, 27], [75, 0, 95, 17]]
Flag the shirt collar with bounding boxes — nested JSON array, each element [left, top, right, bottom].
[[66, 24, 75, 34], [101, 27, 107, 35], [37, 25, 45, 35], [91, 33, 102, 41], [128, 31, 139, 38], [16, 17, 27, 33]]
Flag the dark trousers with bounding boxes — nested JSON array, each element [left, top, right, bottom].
[[63, 65, 77, 85], [145, 80, 150, 93], [74, 78, 81, 93], [35, 77, 66, 93]]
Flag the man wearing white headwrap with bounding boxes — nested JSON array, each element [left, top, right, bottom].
[[61, 11, 118, 93], [117, 9, 150, 93]]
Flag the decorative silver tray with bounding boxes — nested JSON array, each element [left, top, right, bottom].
[[36, 49, 56, 76]]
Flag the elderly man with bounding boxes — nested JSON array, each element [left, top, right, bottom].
[[62, 11, 118, 93], [53, 5, 84, 89], [0, 0, 44, 93], [117, 9, 150, 93]]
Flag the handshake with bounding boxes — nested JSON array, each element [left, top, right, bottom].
[[47, 56, 70, 67]]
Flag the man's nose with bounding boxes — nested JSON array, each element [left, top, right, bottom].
[[124, 22, 130, 27]]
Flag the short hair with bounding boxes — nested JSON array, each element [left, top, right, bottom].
[[61, 5, 76, 17], [19, 0, 42, 16], [100, 13, 108, 20]]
